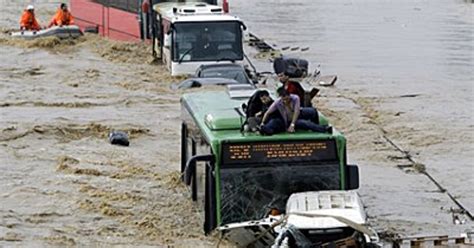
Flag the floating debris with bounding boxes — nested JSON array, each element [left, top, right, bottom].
[[109, 131, 130, 147]]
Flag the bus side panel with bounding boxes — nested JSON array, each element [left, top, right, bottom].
[[71, 1, 104, 34], [71, 0, 141, 41], [107, 7, 141, 41], [181, 100, 217, 233]]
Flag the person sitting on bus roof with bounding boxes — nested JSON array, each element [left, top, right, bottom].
[[48, 3, 74, 28], [244, 90, 279, 132], [20, 5, 41, 31], [259, 88, 331, 135], [278, 71, 305, 103]]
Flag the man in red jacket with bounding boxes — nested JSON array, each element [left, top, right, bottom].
[[278, 71, 305, 104]]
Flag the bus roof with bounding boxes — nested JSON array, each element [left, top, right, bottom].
[[181, 91, 345, 145], [153, 2, 241, 23]]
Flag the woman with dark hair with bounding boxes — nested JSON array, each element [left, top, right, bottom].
[[259, 88, 331, 135], [244, 90, 277, 132]]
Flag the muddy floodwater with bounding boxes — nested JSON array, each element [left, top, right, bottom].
[[1, 0, 473, 246], [232, 0, 473, 237]]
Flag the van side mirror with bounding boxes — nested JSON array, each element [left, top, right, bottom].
[[346, 164, 359, 190], [240, 22, 247, 31]]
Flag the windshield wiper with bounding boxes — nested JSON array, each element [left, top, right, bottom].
[[178, 47, 194, 64]]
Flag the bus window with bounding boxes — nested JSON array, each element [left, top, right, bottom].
[[173, 21, 243, 63]]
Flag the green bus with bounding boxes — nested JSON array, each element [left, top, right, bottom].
[[180, 89, 359, 234]]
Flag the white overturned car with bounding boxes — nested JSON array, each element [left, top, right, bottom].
[[219, 191, 380, 248]]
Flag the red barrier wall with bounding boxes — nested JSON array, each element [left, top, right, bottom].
[[71, 0, 141, 41]]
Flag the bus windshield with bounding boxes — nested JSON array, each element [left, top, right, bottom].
[[219, 140, 342, 225], [173, 21, 243, 62]]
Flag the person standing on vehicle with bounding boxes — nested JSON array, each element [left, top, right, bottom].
[[260, 88, 330, 135], [20, 5, 41, 31], [48, 3, 74, 27]]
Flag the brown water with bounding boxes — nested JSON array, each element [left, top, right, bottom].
[[0, 0, 473, 246], [0, 1, 219, 246], [231, 0, 473, 237]]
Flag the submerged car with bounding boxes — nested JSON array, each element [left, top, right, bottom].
[[195, 63, 257, 85], [170, 77, 249, 90], [219, 191, 380, 248], [171, 63, 257, 90]]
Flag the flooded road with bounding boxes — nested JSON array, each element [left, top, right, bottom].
[[0, 1, 219, 246], [0, 0, 473, 246], [0, 40, 218, 245], [231, 0, 473, 236]]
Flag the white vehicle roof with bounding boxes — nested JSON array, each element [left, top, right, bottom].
[[286, 191, 367, 229], [153, 2, 241, 23]]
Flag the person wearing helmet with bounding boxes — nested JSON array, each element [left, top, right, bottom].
[[48, 3, 74, 27], [19, 5, 41, 31]]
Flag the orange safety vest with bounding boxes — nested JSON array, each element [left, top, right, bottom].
[[20, 10, 41, 30], [49, 9, 74, 27]]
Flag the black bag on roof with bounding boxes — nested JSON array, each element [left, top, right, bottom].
[[273, 57, 309, 78]]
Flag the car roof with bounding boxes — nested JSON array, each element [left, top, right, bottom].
[[171, 77, 242, 90]]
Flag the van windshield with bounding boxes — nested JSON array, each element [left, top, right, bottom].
[[173, 21, 243, 62]]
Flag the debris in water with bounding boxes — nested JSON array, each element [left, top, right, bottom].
[[412, 163, 426, 173], [56, 155, 104, 176], [43, 235, 76, 246], [399, 94, 421, 98], [0, 232, 24, 242], [109, 131, 130, 146]]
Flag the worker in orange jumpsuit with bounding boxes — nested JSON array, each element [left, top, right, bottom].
[[19, 5, 41, 31], [48, 3, 74, 27]]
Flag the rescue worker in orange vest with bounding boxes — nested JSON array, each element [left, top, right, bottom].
[[48, 3, 74, 28], [20, 5, 41, 31]]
